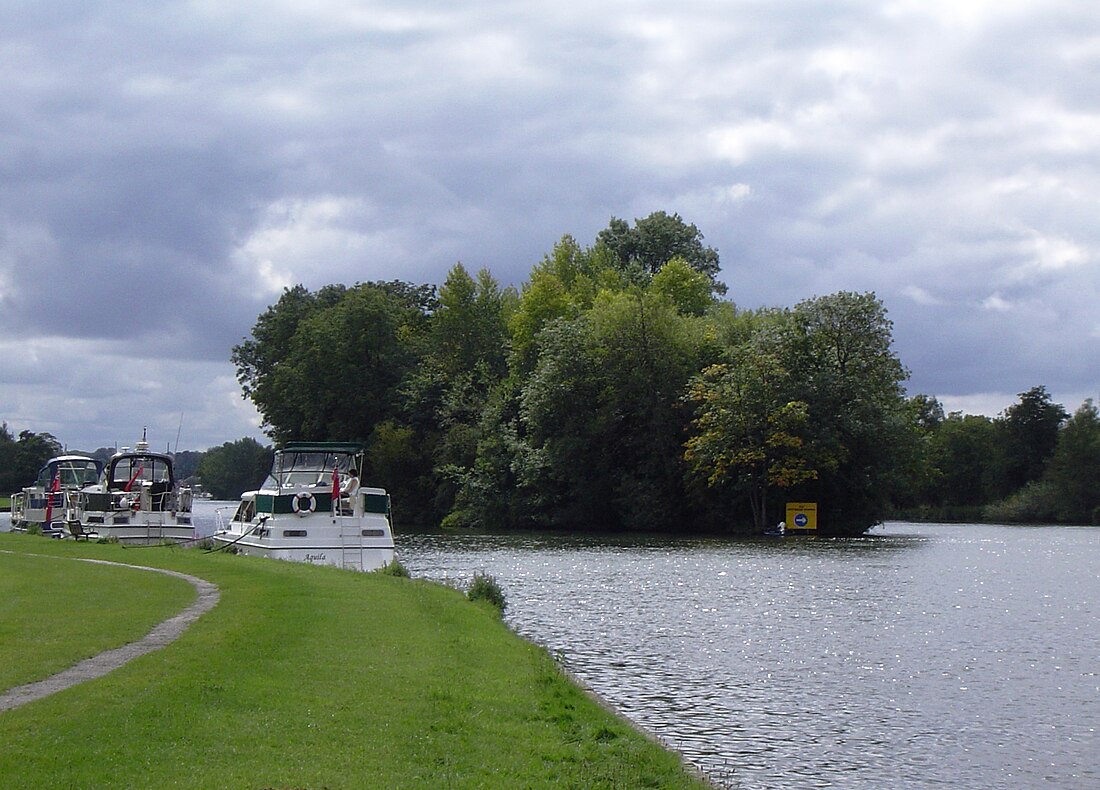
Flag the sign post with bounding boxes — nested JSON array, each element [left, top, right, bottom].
[[785, 502, 818, 532]]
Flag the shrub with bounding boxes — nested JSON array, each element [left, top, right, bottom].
[[376, 558, 410, 578], [982, 480, 1059, 523], [467, 572, 506, 614], [26, 524, 42, 536]]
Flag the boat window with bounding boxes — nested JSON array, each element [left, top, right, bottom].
[[61, 461, 101, 487], [37, 460, 102, 488], [273, 450, 354, 487], [108, 456, 173, 489], [363, 493, 390, 514], [233, 499, 256, 522]]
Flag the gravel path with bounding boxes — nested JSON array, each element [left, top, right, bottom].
[[0, 554, 220, 713]]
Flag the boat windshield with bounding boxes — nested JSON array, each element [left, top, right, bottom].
[[36, 459, 102, 488], [107, 455, 174, 490], [268, 450, 354, 489]]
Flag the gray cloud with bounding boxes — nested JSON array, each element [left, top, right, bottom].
[[1, 0, 1098, 449]]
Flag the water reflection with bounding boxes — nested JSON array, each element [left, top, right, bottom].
[[399, 524, 1100, 790]]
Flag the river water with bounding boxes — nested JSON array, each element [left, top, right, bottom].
[[396, 522, 1100, 790], [8, 504, 1099, 788]]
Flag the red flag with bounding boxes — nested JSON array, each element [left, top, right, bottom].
[[331, 465, 340, 502], [124, 464, 144, 492], [44, 468, 60, 525]]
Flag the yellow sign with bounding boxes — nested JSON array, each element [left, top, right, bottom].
[[785, 502, 818, 531]]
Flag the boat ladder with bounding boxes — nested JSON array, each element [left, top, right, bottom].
[[340, 522, 363, 570]]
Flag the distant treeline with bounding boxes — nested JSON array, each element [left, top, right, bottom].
[[8, 213, 1097, 530], [897, 387, 1100, 525]]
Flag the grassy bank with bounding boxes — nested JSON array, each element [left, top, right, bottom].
[[0, 534, 711, 789], [0, 550, 194, 690]]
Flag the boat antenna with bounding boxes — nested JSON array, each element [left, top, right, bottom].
[[174, 412, 184, 455]]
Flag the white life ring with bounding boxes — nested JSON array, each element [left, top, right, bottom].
[[292, 491, 316, 515]]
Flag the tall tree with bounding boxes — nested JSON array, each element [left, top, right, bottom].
[[597, 211, 726, 294], [685, 338, 817, 532], [232, 282, 433, 444], [779, 292, 911, 533], [926, 412, 1001, 508], [513, 289, 710, 529], [0, 430, 63, 494], [433, 263, 510, 380], [1042, 399, 1100, 523], [997, 386, 1068, 493]]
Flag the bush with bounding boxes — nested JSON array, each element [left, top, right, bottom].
[[982, 480, 1059, 523], [376, 558, 410, 578], [467, 572, 506, 614]]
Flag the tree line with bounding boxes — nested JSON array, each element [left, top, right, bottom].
[[899, 387, 1100, 524], [7, 213, 1097, 530], [230, 212, 918, 535]]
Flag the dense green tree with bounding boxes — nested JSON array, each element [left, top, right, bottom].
[[196, 438, 272, 500], [650, 258, 715, 316], [0, 429, 64, 494], [597, 211, 725, 294], [233, 285, 330, 409], [507, 235, 620, 368], [778, 292, 911, 533], [432, 264, 512, 380], [173, 450, 203, 482], [926, 412, 1000, 509], [1042, 399, 1100, 523], [233, 281, 433, 444], [997, 386, 1068, 493], [515, 289, 711, 529], [685, 338, 817, 533], [364, 420, 440, 526], [0, 423, 16, 494]]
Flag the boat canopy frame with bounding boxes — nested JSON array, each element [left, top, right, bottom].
[[267, 442, 366, 490]]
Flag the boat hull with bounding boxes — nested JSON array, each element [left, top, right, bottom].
[[213, 534, 395, 571], [212, 491, 395, 573]]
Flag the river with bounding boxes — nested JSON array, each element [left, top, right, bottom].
[[7, 504, 1099, 788], [394, 521, 1100, 790]]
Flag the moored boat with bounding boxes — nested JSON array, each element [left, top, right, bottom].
[[212, 441, 396, 572], [76, 431, 194, 544], [9, 455, 104, 536]]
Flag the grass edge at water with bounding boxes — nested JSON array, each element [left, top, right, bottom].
[[0, 533, 714, 789]]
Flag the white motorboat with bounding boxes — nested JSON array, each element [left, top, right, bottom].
[[77, 431, 194, 544], [212, 442, 395, 572], [9, 455, 104, 535]]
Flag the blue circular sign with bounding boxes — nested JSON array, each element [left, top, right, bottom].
[[794, 513, 809, 527]]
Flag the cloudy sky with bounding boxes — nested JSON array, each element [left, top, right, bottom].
[[2, 0, 1098, 453]]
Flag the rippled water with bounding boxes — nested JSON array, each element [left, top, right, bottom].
[[398, 524, 1100, 789]]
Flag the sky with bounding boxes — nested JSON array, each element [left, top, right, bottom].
[[2, 1, 1098, 453]]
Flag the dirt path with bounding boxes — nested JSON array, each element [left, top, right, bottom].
[[0, 554, 220, 713]]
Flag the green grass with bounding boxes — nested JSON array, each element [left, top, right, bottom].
[[1, 495, 10, 509], [0, 550, 195, 689], [0, 533, 711, 789]]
